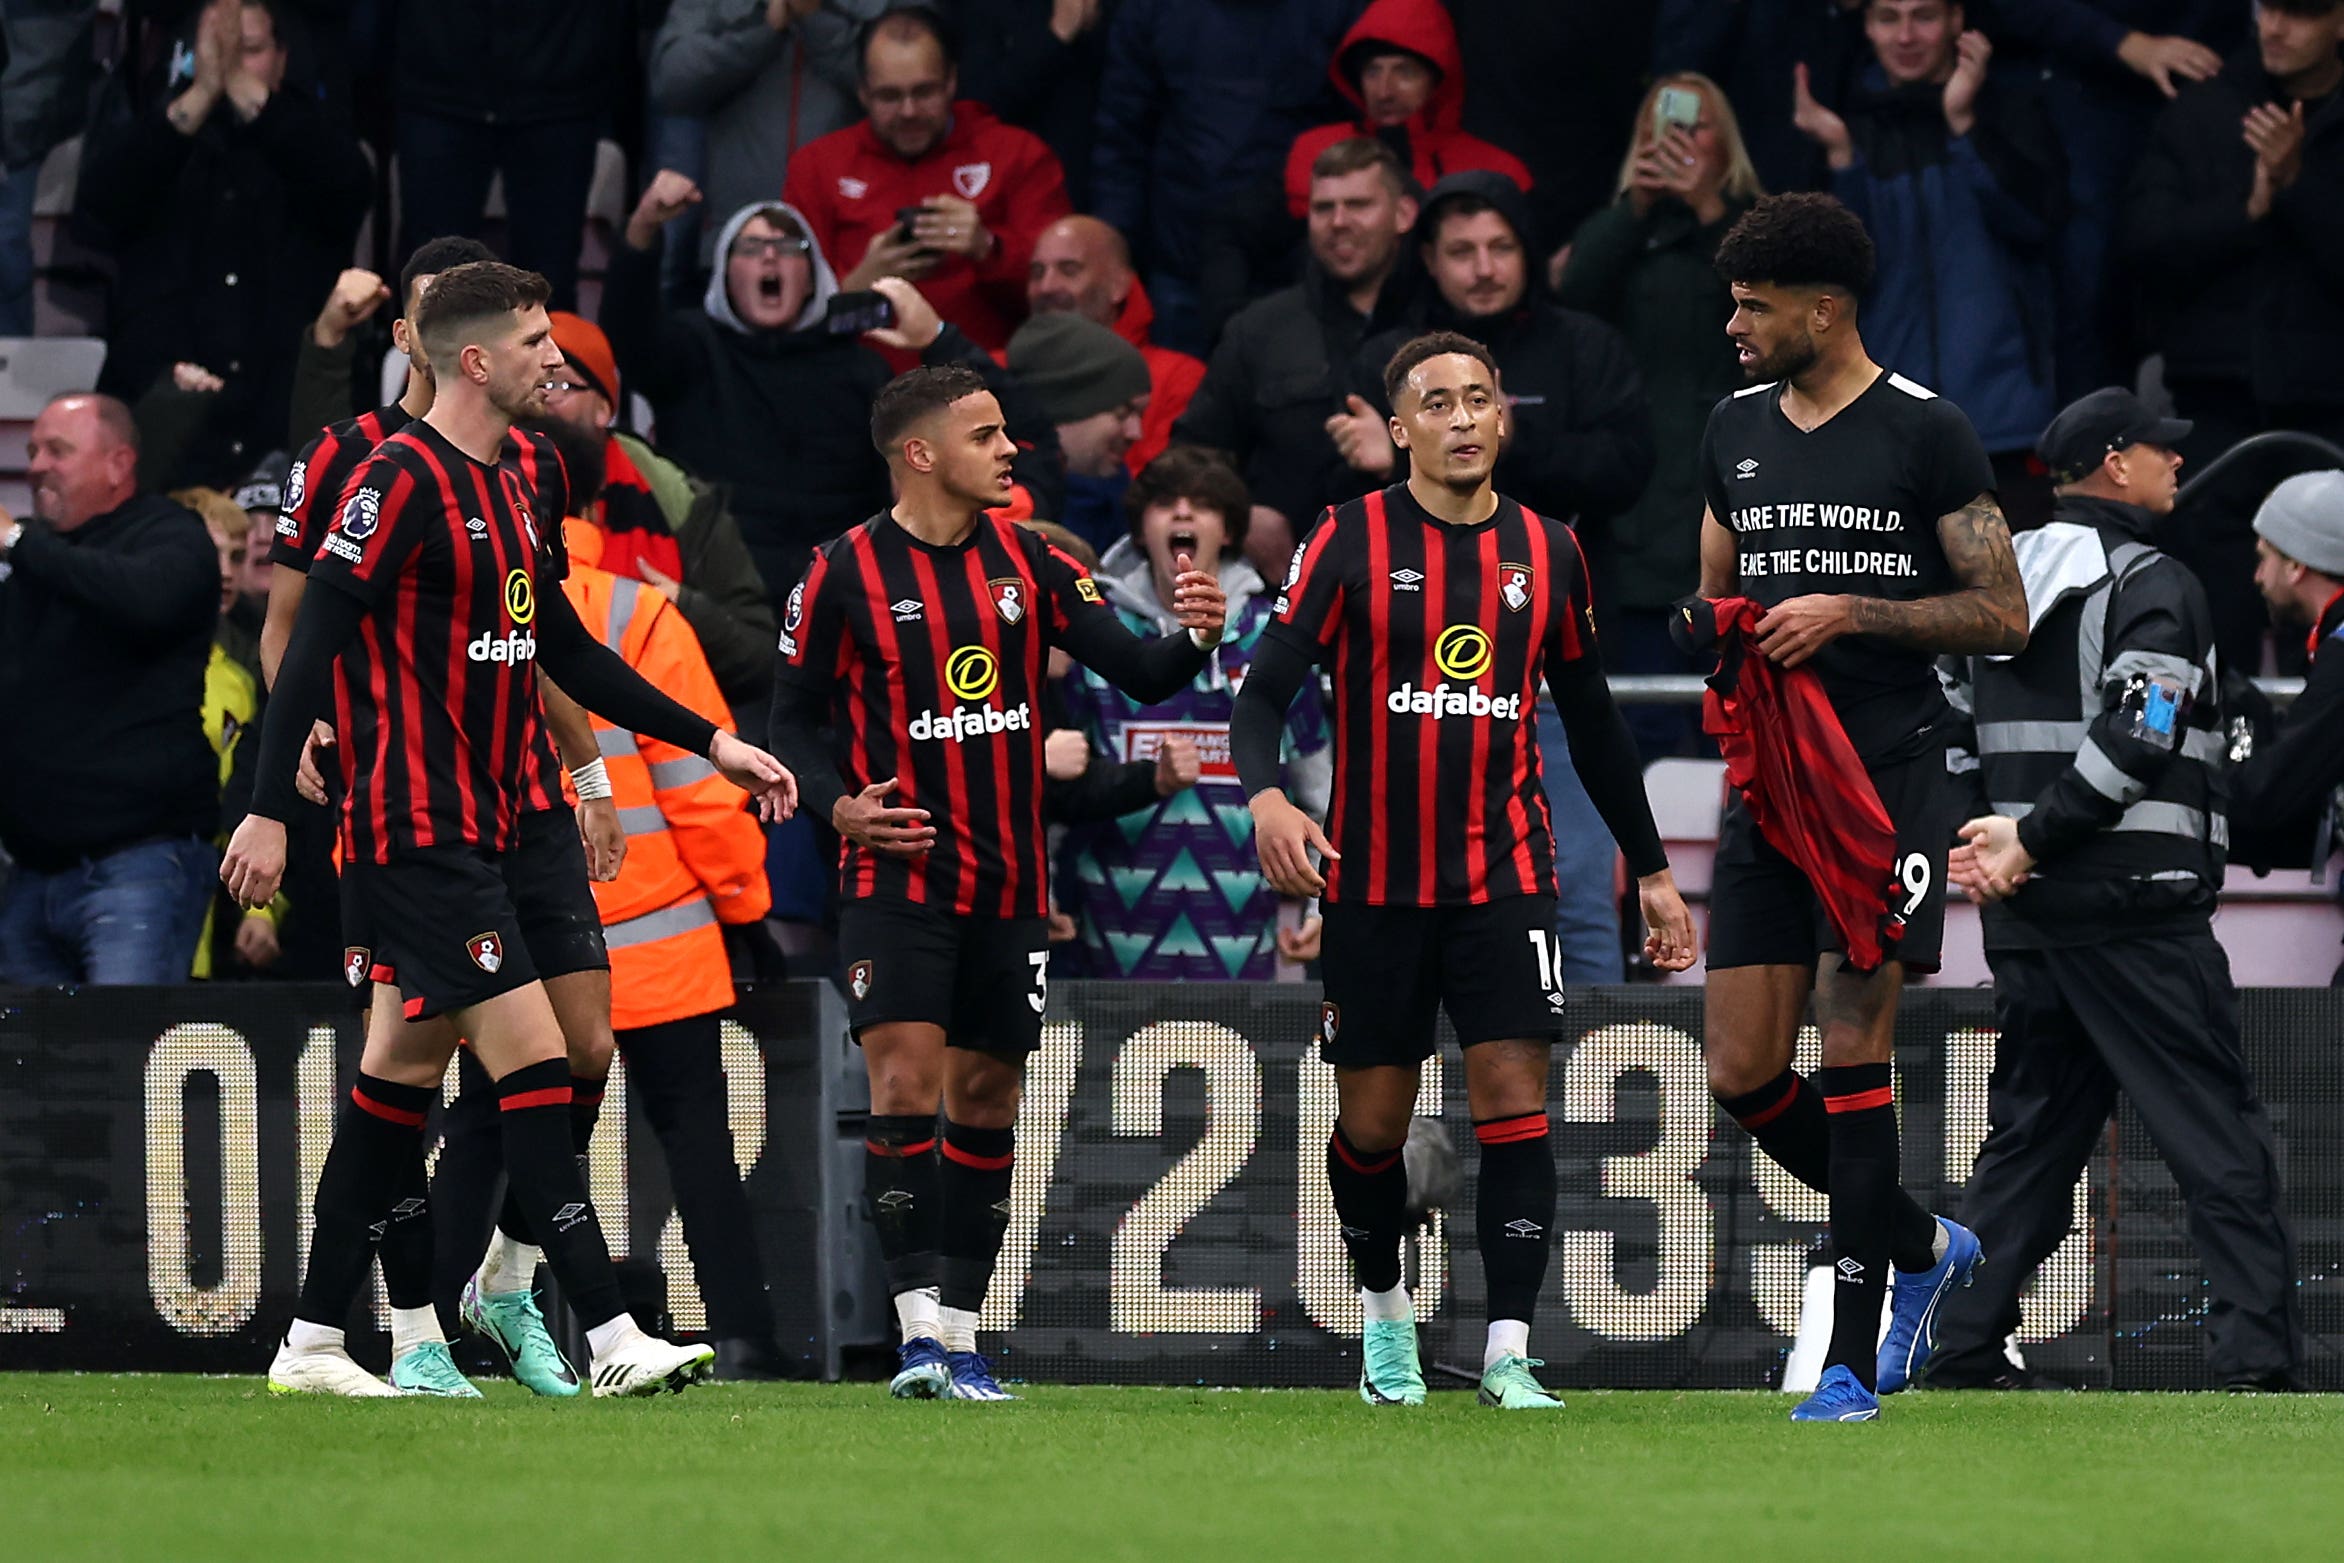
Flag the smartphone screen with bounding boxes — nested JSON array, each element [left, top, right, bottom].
[[1653, 85, 1702, 136], [826, 290, 897, 335]]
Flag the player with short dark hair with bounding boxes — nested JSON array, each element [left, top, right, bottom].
[[1691, 191, 2026, 1421], [225, 260, 798, 1400], [1233, 331, 1697, 1411], [769, 362, 1228, 1401], [263, 239, 639, 1400]]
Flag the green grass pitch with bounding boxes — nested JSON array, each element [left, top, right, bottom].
[[3, 1376, 2338, 1560]]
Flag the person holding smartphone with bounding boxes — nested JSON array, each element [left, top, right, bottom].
[[782, 7, 1073, 358], [1556, 72, 1766, 757]]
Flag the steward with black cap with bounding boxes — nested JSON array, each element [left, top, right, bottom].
[[1933, 385, 2302, 1392]]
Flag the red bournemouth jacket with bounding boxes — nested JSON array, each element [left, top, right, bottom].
[[1281, 0, 1533, 218], [782, 100, 1071, 357], [1701, 596, 1904, 972]]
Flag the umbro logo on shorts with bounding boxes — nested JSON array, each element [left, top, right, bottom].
[[551, 1202, 590, 1233]]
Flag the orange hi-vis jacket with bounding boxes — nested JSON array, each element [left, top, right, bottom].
[[560, 549, 772, 1030]]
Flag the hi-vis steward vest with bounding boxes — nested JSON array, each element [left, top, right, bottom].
[[560, 555, 771, 1030], [1954, 523, 2226, 901]]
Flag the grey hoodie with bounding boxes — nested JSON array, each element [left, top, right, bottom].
[[702, 198, 841, 335]]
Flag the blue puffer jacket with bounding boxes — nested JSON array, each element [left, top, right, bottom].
[[1092, 0, 1363, 284], [1831, 68, 2066, 453]]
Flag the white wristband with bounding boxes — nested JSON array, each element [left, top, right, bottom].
[[569, 757, 613, 801]]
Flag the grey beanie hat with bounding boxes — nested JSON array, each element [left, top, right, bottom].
[[1007, 312, 1151, 426], [2252, 470, 2344, 576]]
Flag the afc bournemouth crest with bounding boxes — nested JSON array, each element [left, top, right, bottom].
[[1500, 562, 1533, 613], [467, 931, 505, 974], [953, 161, 992, 200], [1319, 1002, 1340, 1047], [989, 577, 1026, 624], [344, 946, 370, 988], [849, 960, 875, 1002]]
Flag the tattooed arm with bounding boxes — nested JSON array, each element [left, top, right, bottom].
[[1752, 492, 2028, 667]]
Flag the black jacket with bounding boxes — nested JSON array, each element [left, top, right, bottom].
[[599, 237, 1063, 605], [1090, 0, 1360, 284], [955, 0, 1113, 211], [1172, 261, 1417, 532], [394, 0, 633, 124], [2229, 589, 2344, 868], [1358, 296, 1654, 534], [2121, 48, 2344, 409], [0, 497, 221, 871], [80, 70, 370, 484], [1559, 193, 1751, 609], [1943, 495, 2226, 947]]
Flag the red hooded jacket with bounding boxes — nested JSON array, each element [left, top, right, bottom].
[[783, 100, 1071, 356], [1702, 597, 1905, 973], [1282, 0, 1533, 218], [1112, 277, 1205, 473]]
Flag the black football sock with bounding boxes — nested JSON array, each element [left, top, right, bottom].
[[1819, 1064, 1899, 1391], [378, 1133, 438, 1312], [1719, 1067, 1831, 1190], [1474, 1113, 1555, 1328], [1725, 1066, 1939, 1271], [938, 1120, 1016, 1317], [570, 1071, 606, 1152], [295, 1074, 432, 1330], [494, 1058, 623, 1329], [865, 1113, 941, 1299], [479, 1064, 603, 1253], [1327, 1121, 1408, 1295]]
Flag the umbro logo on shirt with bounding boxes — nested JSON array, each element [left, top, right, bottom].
[[1736, 459, 1760, 479], [1389, 569, 1424, 591], [892, 599, 923, 622]]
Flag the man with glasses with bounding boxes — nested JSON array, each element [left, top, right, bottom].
[[781, 5, 1072, 355], [524, 311, 776, 729], [604, 170, 1064, 605]]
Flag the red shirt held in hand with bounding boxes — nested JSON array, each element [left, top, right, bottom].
[[1702, 596, 1904, 972]]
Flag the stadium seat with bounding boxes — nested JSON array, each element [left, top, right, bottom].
[[0, 336, 105, 519], [29, 137, 108, 339], [1641, 757, 1726, 986]]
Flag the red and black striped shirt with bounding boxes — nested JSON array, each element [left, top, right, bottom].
[[775, 511, 1191, 917], [307, 419, 561, 863], [271, 404, 413, 571], [1266, 484, 1598, 906], [499, 428, 573, 816]]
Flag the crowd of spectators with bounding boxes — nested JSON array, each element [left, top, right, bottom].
[[4, 0, 2343, 990]]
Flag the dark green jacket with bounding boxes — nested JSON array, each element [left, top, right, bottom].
[[1557, 193, 1752, 610]]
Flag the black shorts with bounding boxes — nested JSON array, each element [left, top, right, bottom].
[[1317, 894, 1566, 1068], [1705, 740, 1952, 974], [836, 896, 1049, 1056], [344, 845, 539, 1020], [499, 806, 609, 982], [345, 808, 608, 995]]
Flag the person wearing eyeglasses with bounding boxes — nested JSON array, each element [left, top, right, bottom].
[[603, 171, 1065, 611], [782, 6, 1073, 357]]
